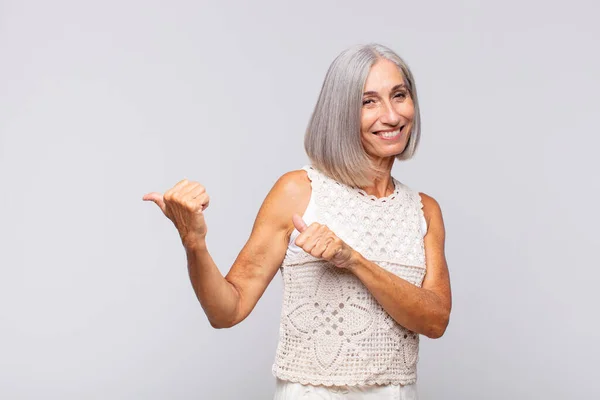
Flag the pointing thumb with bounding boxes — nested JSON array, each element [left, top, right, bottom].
[[142, 192, 167, 214], [292, 214, 308, 233]]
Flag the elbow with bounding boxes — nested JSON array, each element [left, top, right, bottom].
[[208, 316, 240, 329], [207, 308, 244, 329], [205, 283, 243, 329], [209, 320, 231, 329], [424, 309, 450, 339], [426, 324, 447, 339]]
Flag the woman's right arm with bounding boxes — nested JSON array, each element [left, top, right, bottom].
[[143, 170, 310, 328]]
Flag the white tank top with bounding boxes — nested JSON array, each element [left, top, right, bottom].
[[272, 166, 427, 387]]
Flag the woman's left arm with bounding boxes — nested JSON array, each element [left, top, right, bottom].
[[348, 193, 452, 338]]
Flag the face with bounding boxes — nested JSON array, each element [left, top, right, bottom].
[[360, 58, 415, 163]]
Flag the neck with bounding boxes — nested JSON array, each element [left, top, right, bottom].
[[360, 156, 396, 198]]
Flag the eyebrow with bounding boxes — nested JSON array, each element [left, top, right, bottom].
[[363, 84, 407, 97]]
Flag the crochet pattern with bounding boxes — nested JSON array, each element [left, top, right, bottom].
[[272, 166, 427, 386]]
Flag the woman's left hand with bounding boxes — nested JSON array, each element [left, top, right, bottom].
[[292, 214, 355, 269]]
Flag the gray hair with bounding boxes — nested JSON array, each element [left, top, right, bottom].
[[304, 43, 421, 187]]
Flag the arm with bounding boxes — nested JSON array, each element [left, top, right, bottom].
[[180, 171, 311, 328], [347, 193, 452, 338], [184, 171, 307, 327]]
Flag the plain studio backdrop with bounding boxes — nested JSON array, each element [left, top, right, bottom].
[[1, 0, 598, 399]]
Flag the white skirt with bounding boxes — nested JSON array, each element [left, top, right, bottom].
[[273, 379, 419, 400]]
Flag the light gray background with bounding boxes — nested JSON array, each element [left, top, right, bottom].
[[1, 0, 598, 399]]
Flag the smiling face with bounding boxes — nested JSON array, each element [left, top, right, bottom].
[[360, 58, 415, 164]]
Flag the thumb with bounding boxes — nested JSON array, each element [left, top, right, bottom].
[[142, 192, 167, 214], [292, 214, 308, 233]]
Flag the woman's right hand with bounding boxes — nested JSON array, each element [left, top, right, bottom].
[[143, 179, 210, 246]]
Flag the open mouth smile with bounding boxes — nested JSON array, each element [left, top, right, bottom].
[[373, 126, 405, 140]]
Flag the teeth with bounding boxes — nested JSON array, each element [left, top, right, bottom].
[[380, 129, 400, 138]]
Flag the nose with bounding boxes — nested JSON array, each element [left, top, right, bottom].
[[379, 101, 401, 126]]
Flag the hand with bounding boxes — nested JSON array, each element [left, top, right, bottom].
[[143, 179, 210, 246], [292, 214, 355, 269]]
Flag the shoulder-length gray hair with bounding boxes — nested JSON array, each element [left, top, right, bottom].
[[304, 43, 421, 188]]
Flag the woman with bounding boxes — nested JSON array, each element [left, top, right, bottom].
[[143, 43, 451, 399]]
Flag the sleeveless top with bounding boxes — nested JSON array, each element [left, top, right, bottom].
[[272, 166, 428, 387]]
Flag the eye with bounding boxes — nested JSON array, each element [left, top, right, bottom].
[[362, 98, 376, 106], [394, 91, 408, 100]]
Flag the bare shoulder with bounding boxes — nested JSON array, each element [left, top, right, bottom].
[[273, 169, 312, 203], [257, 169, 312, 234]]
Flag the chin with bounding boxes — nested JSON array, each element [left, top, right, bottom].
[[363, 140, 409, 160], [367, 151, 403, 162], [383, 144, 408, 158]]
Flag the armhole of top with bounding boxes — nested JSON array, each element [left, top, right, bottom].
[[302, 165, 319, 183], [417, 192, 428, 238], [288, 166, 317, 249], [420, 214, 428, 238]]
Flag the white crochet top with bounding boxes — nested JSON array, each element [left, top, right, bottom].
[[272, 166, 427, 386]]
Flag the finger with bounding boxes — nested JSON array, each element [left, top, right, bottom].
[[185, 184, 206, 202], [189, 192, 210, 212], [308, 226, 332, 256], [142, 192, 166, 214], [292, 214, 308, 233], [321, 239, 342, 261], [180, 182, 203, 198], [294, 222, 321, 247], [311, 236, 334, 258], [165, 179, 190, 199], [299, 225, 328, 253]]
